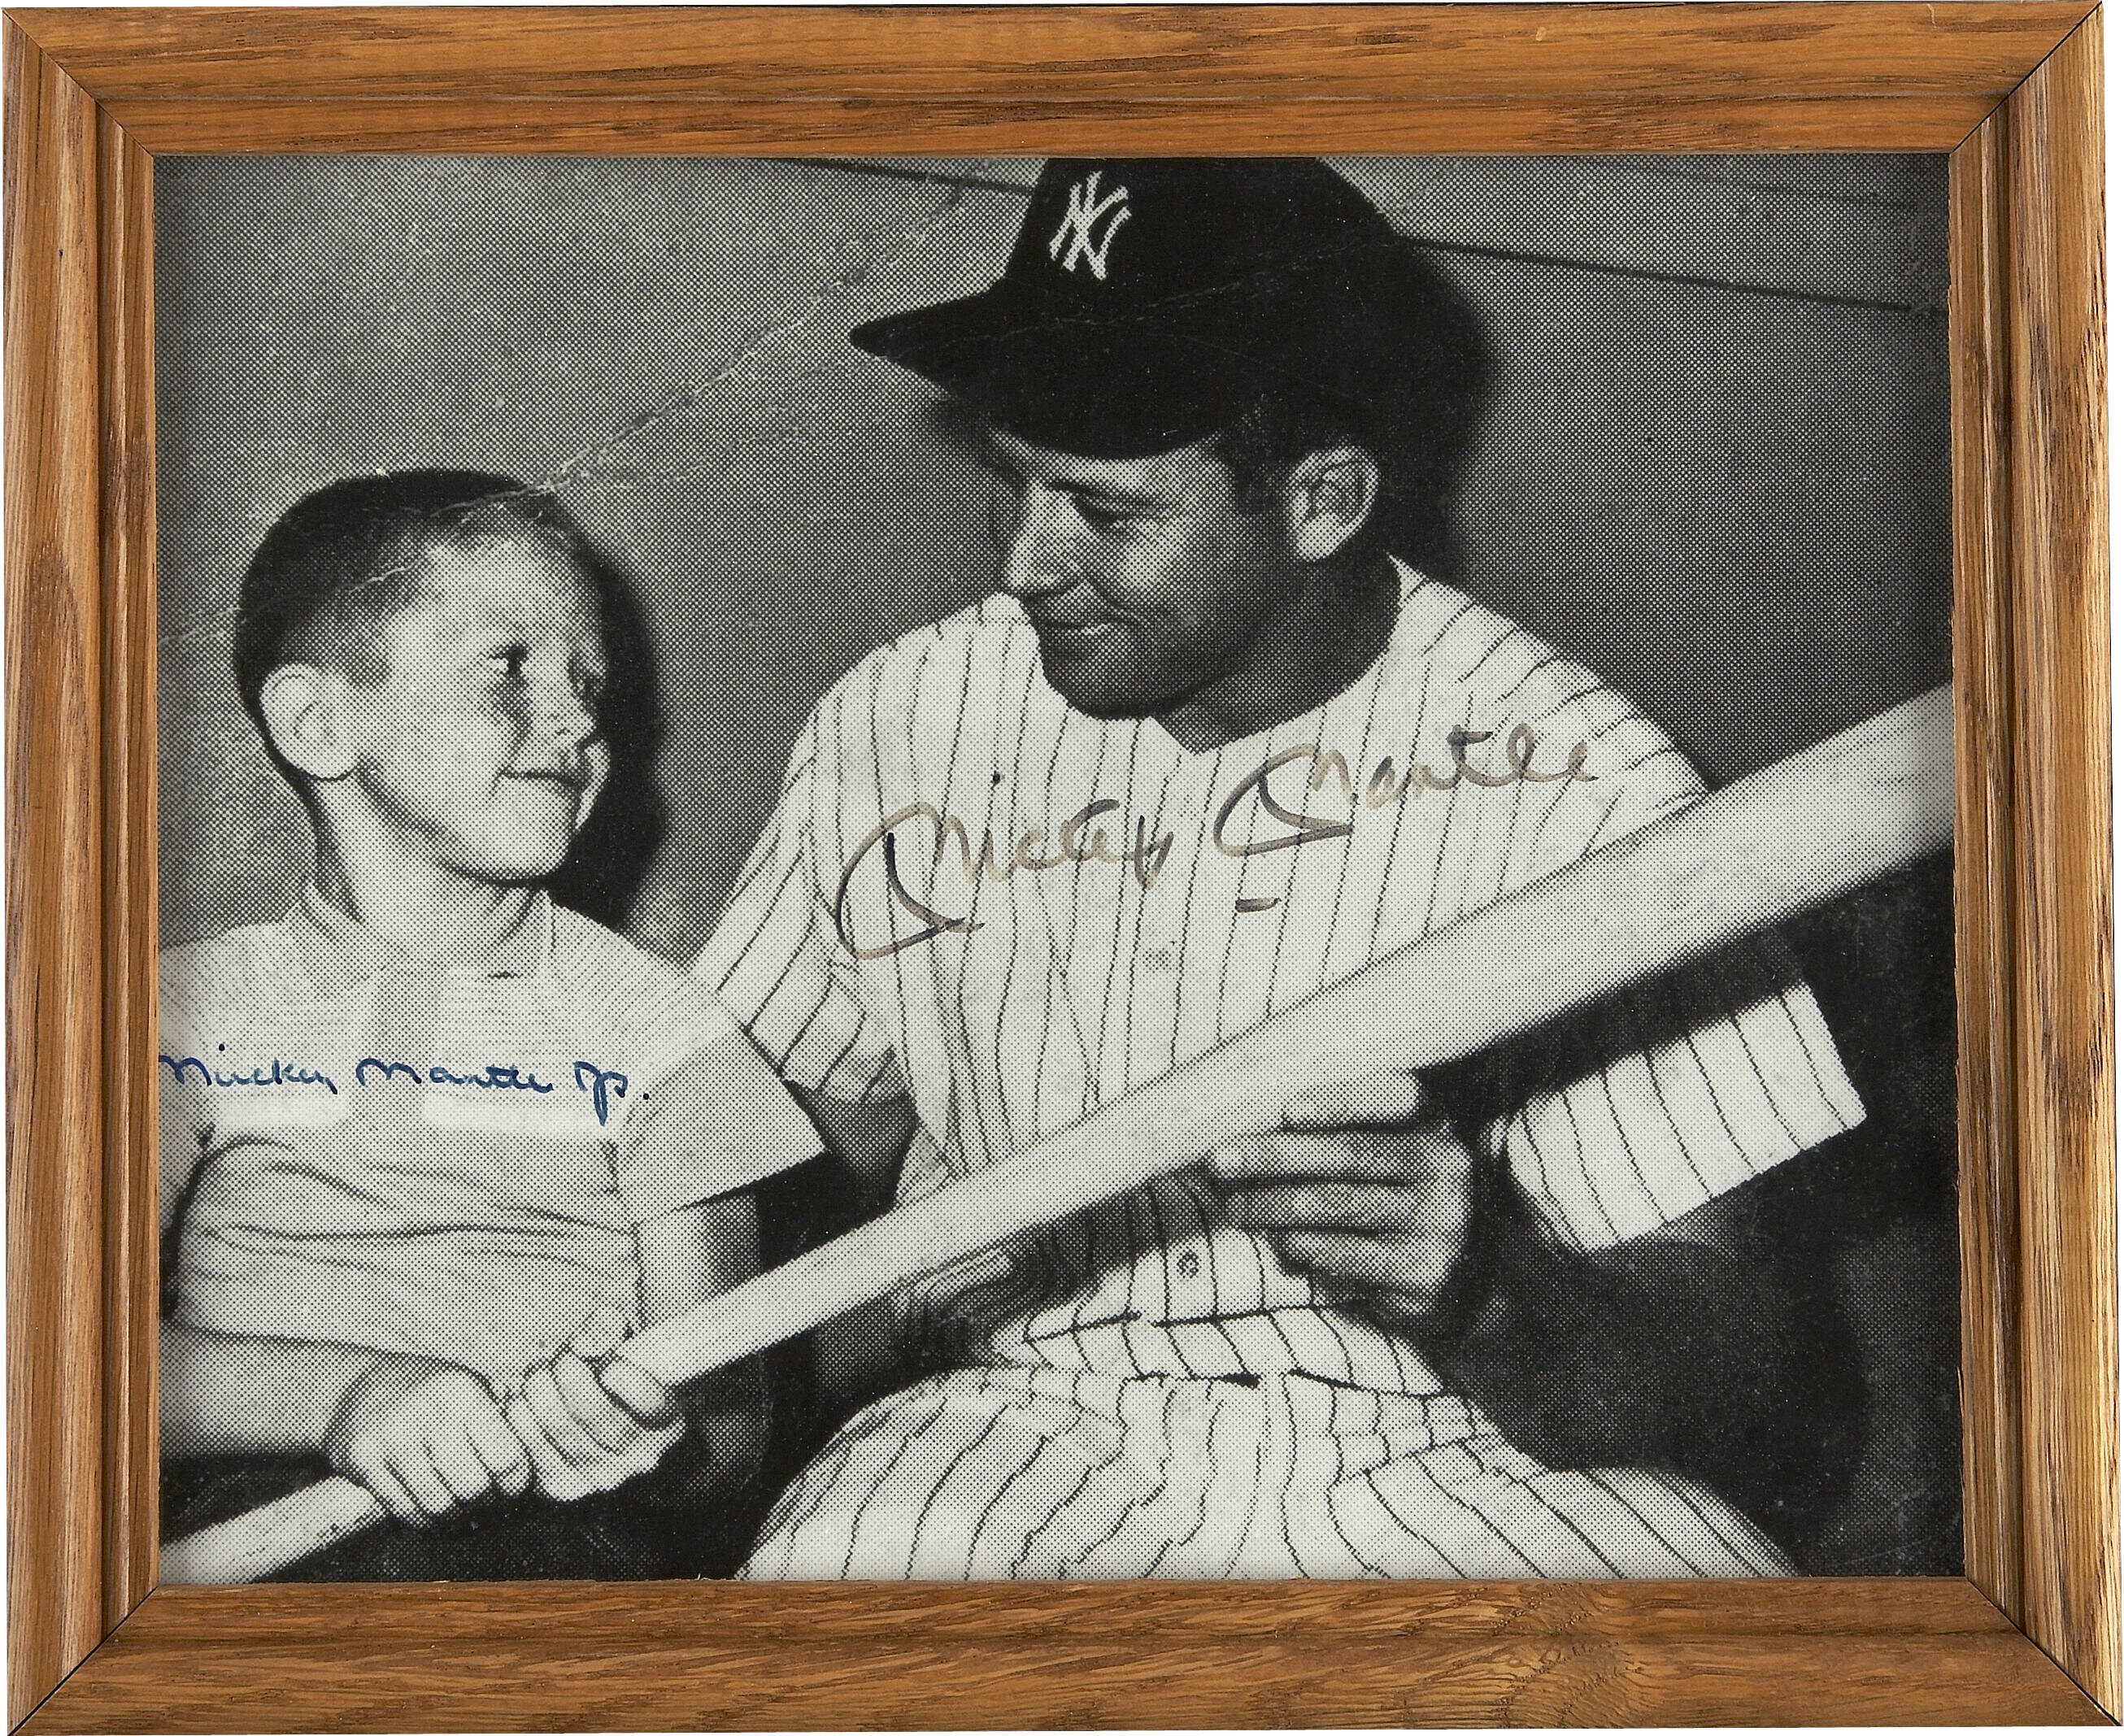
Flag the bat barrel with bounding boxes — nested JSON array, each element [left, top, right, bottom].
[[621, 681, 1955, 1386]]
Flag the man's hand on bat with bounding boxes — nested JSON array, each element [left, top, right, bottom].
[[1204, 1069, 1479, 1332]]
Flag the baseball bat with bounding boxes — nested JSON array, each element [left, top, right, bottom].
[[162, 682, 1954, 1583]]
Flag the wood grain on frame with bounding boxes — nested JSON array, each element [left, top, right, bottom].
[[94, 108, 159, 1636], [2, 3, 2116, 1729], [2000, 14, 2118, 1708], [1952, 20, 2120, 1708], [16, 1579, 2111, 1730], [9, 4, 2096, 99], [1950, 73, 2024, 1636], [28, 95, 2039, 158], [0, 1, 2101, 154], [6, 20, 111, 1728]]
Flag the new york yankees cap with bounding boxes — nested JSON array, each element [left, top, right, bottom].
[[851, 159, 1426, 459]]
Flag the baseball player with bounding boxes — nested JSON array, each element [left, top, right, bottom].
[[697, 159, 1864, 1578]]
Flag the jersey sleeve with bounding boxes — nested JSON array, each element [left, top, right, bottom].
[[694, 700, 903, 1103], [1468, 695, 1865, 1251], [608, 998, 826, 1221]]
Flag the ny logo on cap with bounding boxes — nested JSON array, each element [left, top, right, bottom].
[[1048, 171, 1132, 281]]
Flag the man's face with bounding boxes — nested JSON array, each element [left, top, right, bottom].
[[974, 424, 1297, 724], [339, 533, 612, 886]]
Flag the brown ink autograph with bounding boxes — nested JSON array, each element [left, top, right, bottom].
[[833, 724, 1595, 959]]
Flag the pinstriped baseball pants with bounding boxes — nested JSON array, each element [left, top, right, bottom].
[[742, 1365, 1791, 1580]]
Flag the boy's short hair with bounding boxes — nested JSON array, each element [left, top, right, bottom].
[[233, 470, 600, 776]]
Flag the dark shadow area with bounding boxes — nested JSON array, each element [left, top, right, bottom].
[[547, 530, 668, 931], [1367, 238, 1495, 593], [1412, 850, 1959, 1574], [1776, 854, 1962, 1573]]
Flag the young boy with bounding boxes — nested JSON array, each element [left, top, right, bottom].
[[159, 472, 820, 1578]]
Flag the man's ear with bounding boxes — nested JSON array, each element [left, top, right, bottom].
[[1278, 445, 1382, 563], [256, 664, 360, 781]]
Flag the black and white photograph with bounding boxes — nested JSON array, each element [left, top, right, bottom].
[[153, 152, 1959, 1586]]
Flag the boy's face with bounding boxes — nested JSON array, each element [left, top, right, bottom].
[[342, 533, 612, 887]]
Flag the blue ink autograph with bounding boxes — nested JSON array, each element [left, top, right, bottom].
[[573, 1062, 629, 1127], [158, 1050, 340, 1094], [352, 1058, 555, 1095], [159, 1047, 634, 1126]]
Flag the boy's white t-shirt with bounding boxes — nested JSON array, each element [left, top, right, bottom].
[[159, 888, 820, 1386]]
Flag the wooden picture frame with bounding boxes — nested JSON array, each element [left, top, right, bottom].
[[5, 4, 2113, 1726]]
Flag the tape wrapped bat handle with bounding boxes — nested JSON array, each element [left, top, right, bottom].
[[162, 683, 1954, 1583]]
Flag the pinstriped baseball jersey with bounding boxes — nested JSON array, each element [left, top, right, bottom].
[[700, 560, 1863, 1414]]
